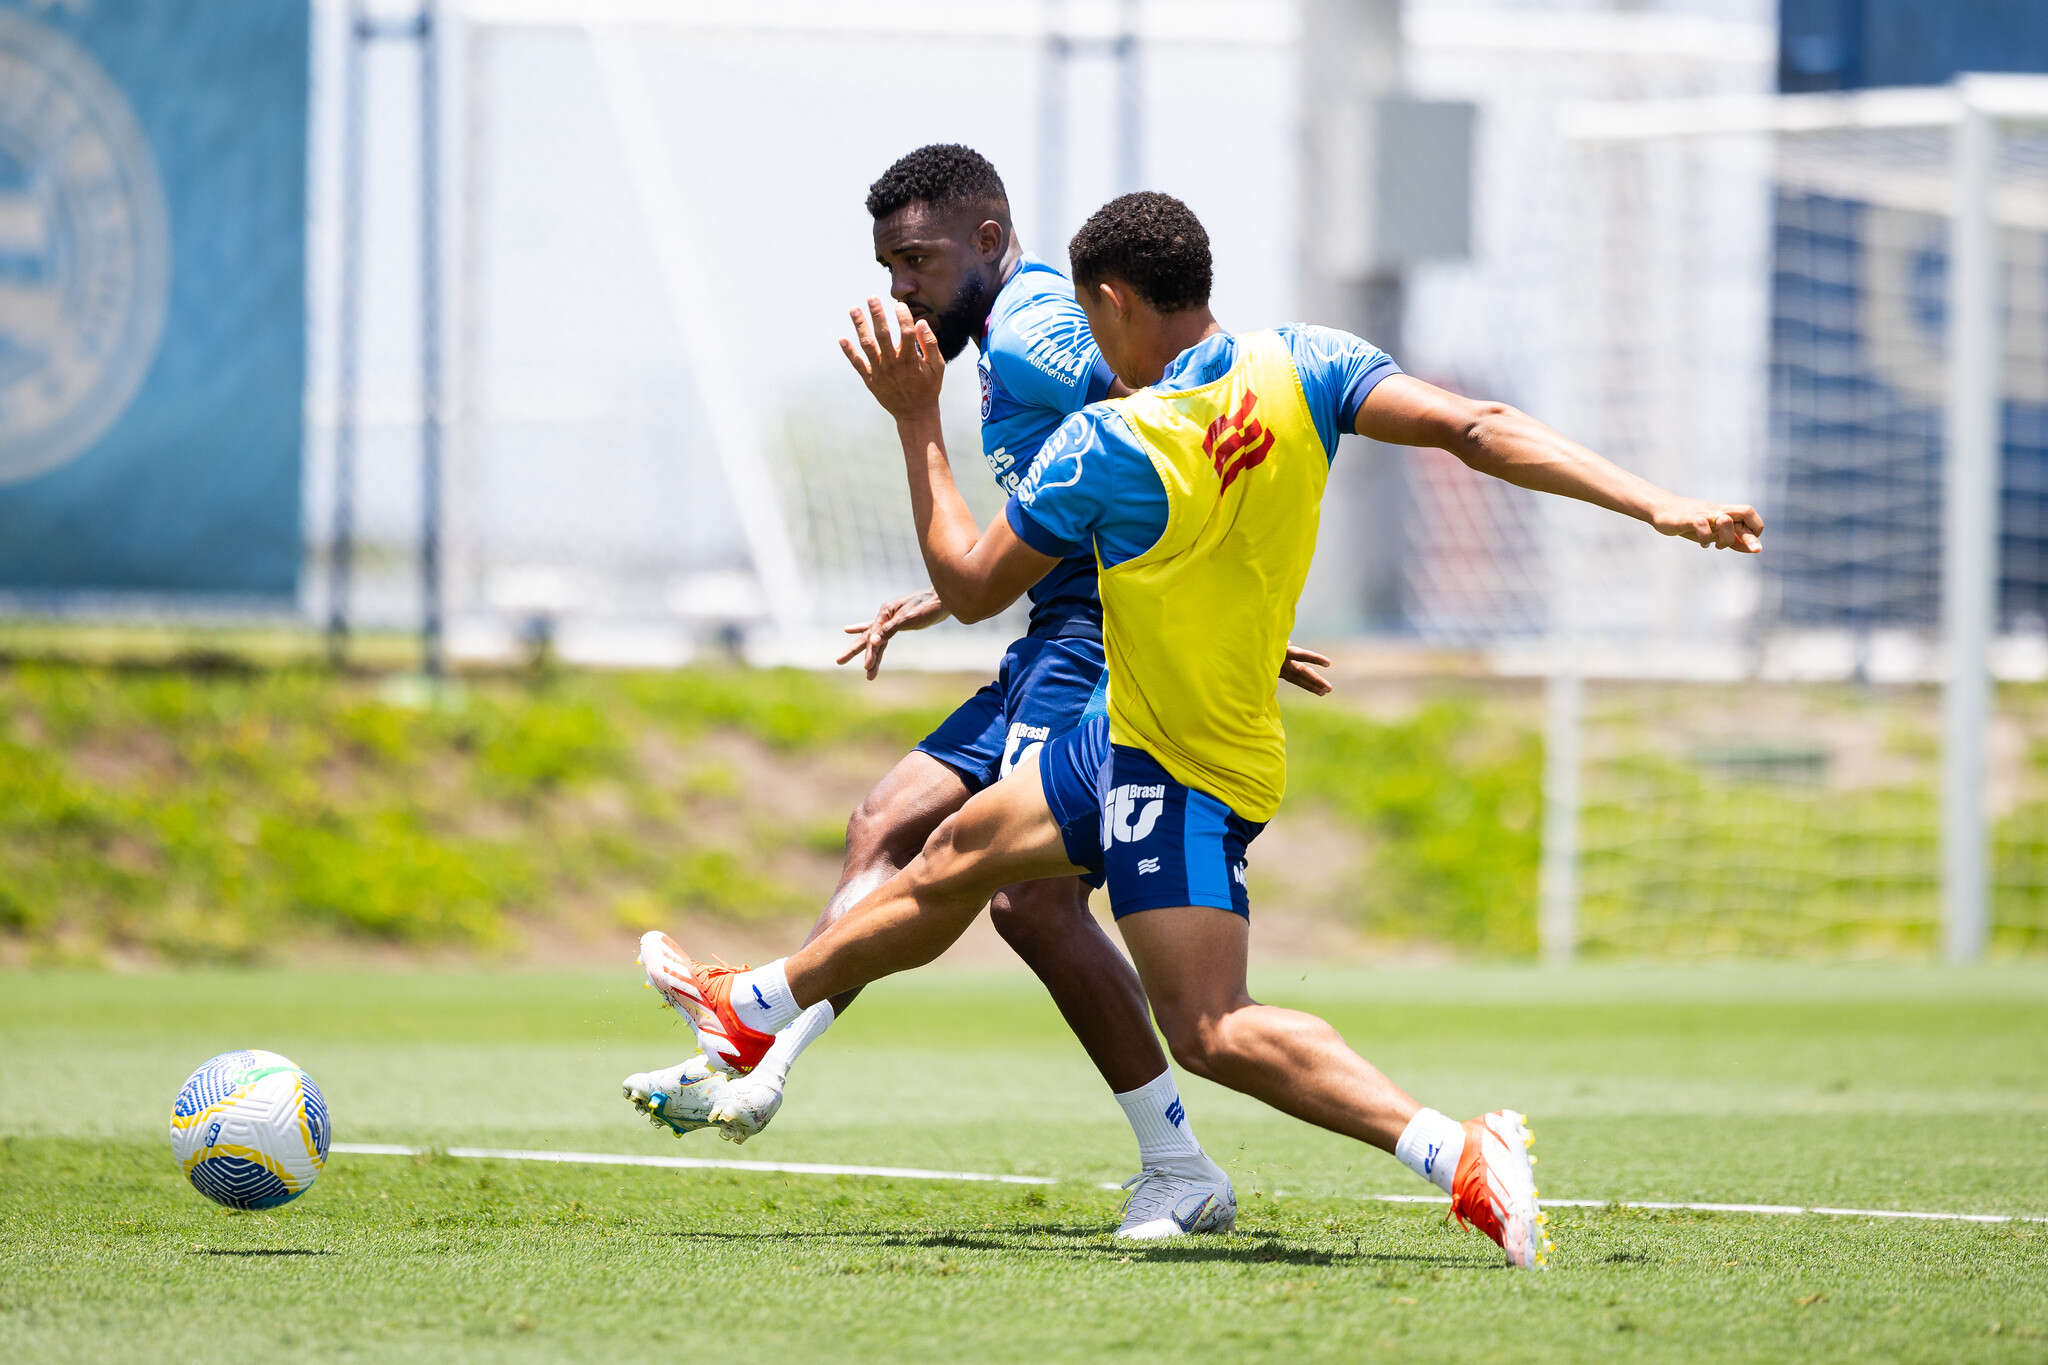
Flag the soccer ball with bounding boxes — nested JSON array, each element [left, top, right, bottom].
[[169, 1050, 331, 1209]]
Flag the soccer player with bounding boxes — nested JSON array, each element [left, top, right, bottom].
[[624, 147, 1324, 1239], [642, 191, 1763, 1267]]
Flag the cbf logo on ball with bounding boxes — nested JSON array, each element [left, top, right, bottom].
[[0, 8, 169, 486]]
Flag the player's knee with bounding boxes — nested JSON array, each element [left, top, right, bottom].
[[914, 812, 977, 892], [1159, 1003, 1255, 1080], [1157, 1009, 1224, 1080], [987, 881, 1087, 952], [843, 787, 923, 873]]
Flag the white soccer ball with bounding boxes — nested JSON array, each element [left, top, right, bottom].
[[169, 1050, 331, 1209]]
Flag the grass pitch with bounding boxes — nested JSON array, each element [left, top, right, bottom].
[[3, 964, 2045, 1361]]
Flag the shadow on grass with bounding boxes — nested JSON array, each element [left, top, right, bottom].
[[659, 1225, 1492, 1269], [190, 1248, 334, 1257]]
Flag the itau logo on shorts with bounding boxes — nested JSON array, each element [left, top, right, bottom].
[[0, 8, 169, 485], [1104, 783, 1165, 845]]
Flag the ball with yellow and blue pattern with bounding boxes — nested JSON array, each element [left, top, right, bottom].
[[169, 1050, 330, 1209]]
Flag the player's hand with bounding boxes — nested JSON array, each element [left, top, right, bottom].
[[1279, 643, 1334, 696], [840, 296, 945, 421], [1652, 498, 1764, 553], [836, 588, 950, 679]]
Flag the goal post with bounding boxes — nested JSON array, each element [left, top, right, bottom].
[[1535, 75, 2048, 962]]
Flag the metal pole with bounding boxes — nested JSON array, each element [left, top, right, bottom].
[[1114, 0, 1141, 192], [328, 0, 370, 669], [1943, 81, 1998, 963], [418, 3, 445, 678], [1039, 0, 1067, 252]]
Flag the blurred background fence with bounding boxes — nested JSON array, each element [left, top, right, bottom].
[[4, 0, 2048, 959]]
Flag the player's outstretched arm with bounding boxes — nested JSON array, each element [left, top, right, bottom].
[[840, 297, 1060, 620], [1354, 374, 1763, 553]]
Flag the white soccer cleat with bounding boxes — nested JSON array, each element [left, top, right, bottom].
[[706, 1069, 785, 1144], [621, 1055, 726, 1137], [1449, 1107, 1551, 1269], [1114, 1162, 1237, 1239]]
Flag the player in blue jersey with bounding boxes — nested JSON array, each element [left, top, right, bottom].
[[622, 146, 1327, 1238]]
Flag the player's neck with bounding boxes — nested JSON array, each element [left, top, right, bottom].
[[1142, 308, 1224, 379], [995, 238, 1026, 285], [972, 242, 1028, 346]]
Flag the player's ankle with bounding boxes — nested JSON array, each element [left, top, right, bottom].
[[1115, 1068, 1208, 1169], [731, 960, 801, 1034], [1394, 1107, 1465, 1195]]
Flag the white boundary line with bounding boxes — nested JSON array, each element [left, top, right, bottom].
[[332, 1142, 1057, 1187], [331, 1143, 2047, 1226]]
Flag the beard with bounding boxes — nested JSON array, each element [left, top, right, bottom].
[[927, 271, 992, 362]]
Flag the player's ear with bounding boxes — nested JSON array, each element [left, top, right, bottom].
[[975, 219, 1005, 259], [1095, 280, 1128, 322]]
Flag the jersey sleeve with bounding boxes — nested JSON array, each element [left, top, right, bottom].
[[1004, 411, 1112, 558], [1285, 324, 1401, 457], [988, 293, 1115, 417]]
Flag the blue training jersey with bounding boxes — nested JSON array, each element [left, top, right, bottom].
[[975, 255, 1116, 640], [1005, 326, 1400, 566]]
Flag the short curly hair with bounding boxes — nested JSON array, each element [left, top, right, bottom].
[[1067, 192, 1212, 313], [866, 144, 1009, 221]]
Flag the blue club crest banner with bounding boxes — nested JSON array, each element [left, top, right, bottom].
[[0, 0, 306, 599]]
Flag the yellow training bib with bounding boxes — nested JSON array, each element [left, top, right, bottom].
[[1097, 331, 1327, 822]]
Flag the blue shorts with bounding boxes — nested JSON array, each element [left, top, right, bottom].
[[1038, 715, 1267, 918], [915, 635, 1108, 793]]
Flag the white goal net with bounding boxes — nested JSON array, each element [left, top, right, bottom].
[[1531, 81, 2048, 958]]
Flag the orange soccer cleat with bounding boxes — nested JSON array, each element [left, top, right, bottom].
[[637, 931, 776, 1075], [1448, 1108, 1551, 1269]]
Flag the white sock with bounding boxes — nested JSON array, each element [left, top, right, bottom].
[[1114, 1069, 1210, 1172], [730, 960, 802, 1034], [1394, 1107, 1465, 1195], [753, 1001, 836, 1085]]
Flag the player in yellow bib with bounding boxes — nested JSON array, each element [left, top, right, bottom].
[[640, 193, 1763, 1267]]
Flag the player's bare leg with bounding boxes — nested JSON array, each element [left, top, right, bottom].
[[1116, 906, 1547, 1267], [639, 770, 1071, 1073], [800, 753, 1160, 1092], [810, 750, 977, 1014], [985, 877, 1163, 1093], [642, 753, 1234, 1235], [782, 758, 1083, 1000], [1114, 907, 1418, 1146], [644, 749, 1227, 1233]]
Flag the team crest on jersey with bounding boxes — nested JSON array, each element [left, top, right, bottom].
[[979, 358, 994, 421], [0, 9, 170, 486], [1203, 390, 1276, 493]]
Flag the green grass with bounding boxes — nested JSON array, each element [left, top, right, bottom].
[[3, 965, 2045, 1361], [0, 662, 961, 963], [5, 658, 2048, 963]]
